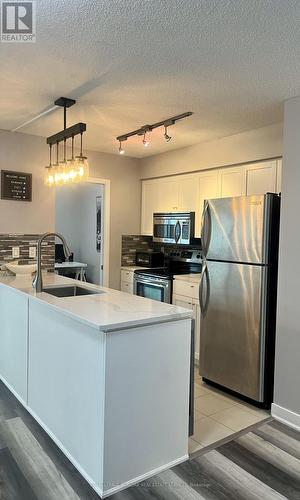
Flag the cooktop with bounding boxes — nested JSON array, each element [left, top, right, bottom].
[[134, 264, 202, 280]]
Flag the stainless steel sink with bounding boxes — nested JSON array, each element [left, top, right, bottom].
[[43, 285, 103, 298]]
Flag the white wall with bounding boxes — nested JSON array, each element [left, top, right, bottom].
[[0, 129, 141, 290], [0, 130, 55, 233], [55, 183, 103, 285], [140, 123, 283, 179], [272, 97, 300, 428]]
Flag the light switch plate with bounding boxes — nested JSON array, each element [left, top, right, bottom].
[[12, 247, 20, 258], [29, 246, 36, 258]]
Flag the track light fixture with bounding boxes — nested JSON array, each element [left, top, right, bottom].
[[116, 111, 192, 154]]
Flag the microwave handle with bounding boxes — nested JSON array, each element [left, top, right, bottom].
[[175, 221, 181, 243]]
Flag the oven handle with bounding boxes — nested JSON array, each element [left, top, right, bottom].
[[134, 277, 170, 287]]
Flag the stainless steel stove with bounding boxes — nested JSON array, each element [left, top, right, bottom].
[[133, 249, 202, 303]]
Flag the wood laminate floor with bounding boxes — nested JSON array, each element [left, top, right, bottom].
[[0, 380, 299, 499]]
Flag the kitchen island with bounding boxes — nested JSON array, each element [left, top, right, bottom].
[[0, 274, 192, 498]]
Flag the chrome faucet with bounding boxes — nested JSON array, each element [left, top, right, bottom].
[[32, 232, 72, 293]]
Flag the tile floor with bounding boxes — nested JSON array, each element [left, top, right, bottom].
[[189, 366, 270, 453]]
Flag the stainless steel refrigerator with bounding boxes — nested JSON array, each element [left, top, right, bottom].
[[199, 194, 280, 405]]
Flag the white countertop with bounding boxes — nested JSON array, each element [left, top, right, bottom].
[[173, 273, 202, 283], [0, 274, 192, 332]]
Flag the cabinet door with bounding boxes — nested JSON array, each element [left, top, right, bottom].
[[141, 179, 180, 235], [158, 179, 180, 212], [178, 175, 199, 236], [178, 175, 198, 211], [276, 158, 282, 193], [141, 181, 158, 235], [245, 160, 277, 195], [198, 171, 219, 232], [121, 281, 133, 294], [172, 294, 194, 310], [121, 269, 134, 284], [219, 166, 246, 198], [0, 286, 28, 403]]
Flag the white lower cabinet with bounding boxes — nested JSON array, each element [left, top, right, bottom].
[[0, 286, 28, 404], [121, 281, 133, 294], [173, 279, 201, 363], [121, 268, 135, 294]]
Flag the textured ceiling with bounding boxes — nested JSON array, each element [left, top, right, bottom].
[[1, 0, 300, 157]]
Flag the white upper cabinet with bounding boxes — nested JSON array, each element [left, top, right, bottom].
[[141, 181, 158, 235], [245, 160, 277, 195], [197, 171, 219, 236], [141, 159, 282, 236], [219, 166, 246, 198], [178, 175, 199, 212], [141, 179, 180, 235]]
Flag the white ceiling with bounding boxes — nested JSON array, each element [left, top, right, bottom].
[[1, 0, 300, 158]]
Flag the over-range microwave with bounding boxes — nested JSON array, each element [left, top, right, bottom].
[[153, 212, 195, 245]]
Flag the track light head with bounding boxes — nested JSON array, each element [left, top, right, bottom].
[[142, 132, 150, 147], [164, 125, 172, 142], [119, 140, 125, 155]]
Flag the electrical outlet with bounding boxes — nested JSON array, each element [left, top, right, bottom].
[[12, 247, 20, 258], [29, 246, 36, 259]]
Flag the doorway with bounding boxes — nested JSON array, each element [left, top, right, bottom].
[[54, 179, 110, 286]]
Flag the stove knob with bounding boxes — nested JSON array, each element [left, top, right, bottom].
[[197, 254, 200, 258]]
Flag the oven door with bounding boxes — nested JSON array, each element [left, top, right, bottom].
[[133, 276, 171, 303]]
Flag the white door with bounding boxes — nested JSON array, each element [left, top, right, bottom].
[[219, 166, 246, 198], [245, 160, 277, 195]]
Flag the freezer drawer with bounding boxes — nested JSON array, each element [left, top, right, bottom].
[[200, 260, 267, 401], [201, 194, 272, 264]]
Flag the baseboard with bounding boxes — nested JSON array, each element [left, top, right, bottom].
[[101, 454, 189, 498], [271, 403, 300, 432]]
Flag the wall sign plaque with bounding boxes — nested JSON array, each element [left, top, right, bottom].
[[1, 170, 32, 202]]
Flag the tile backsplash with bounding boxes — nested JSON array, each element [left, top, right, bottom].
[[121, 234, 202, 266], [0, 234, 54, 274], [121, 235, 161, 266]]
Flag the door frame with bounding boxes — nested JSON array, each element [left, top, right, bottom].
[[86, 177, 111, 288]]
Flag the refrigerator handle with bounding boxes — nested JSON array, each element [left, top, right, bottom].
[[203, 264, 210, 317], [199, 262, 206, 315], [201, 201, 211, 257], [199, 262, 210, 318]]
